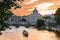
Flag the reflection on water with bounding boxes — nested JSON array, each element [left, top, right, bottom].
[[0, 26, 60, 40]]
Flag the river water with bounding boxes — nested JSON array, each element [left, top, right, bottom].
[[0, 26, 60, 40]]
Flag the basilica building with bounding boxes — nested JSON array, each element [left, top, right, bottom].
[[25, 8, 43, 25], [7, 8, 43, 26]]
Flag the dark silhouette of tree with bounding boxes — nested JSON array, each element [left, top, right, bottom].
[[37, 19, 45, 27], [36, 19, 45, 30], [0, 0, 24, 35], [54, 8, 60, 25]]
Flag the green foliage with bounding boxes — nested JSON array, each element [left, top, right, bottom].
[[25, 26, 29, 28], [37, 26, 46, 30], [47, 27, 52, 31], [36, 19, 45, 30], [25, 23, 30, 28], [37, 19, 45, 27], [54, 8, 60, 25], [55, 30, 60, 37], [0, 0, 24, 33], [15, 26, 19, 28]]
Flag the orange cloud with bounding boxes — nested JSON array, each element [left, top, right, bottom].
[[12, 0, 60, 16]]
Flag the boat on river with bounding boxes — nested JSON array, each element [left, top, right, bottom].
[[23, 30, 28, 37]]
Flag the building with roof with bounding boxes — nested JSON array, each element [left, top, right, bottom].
[[7, 8, 43, 26]]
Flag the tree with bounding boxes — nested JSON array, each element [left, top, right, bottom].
[[0, 0, 24, 34], [37, 19, 45, 27], [36, 19, 45, 30], [54, 8, 60, 25]]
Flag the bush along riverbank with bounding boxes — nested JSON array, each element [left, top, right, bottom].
[[36, 26, 60, 37]]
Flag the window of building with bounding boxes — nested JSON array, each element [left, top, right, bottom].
[[22, 18, 26, 22]]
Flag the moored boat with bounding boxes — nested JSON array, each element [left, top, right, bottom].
[[23, 30, 28, 37]]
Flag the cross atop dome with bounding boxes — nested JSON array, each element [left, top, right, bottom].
[[33, 8, 38, 12], [33, 8, 38, 15]]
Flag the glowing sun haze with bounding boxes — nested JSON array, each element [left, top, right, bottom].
[[12, 0, 60, 16]]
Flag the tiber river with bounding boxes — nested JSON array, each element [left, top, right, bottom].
[[0, 26, 60, 40]]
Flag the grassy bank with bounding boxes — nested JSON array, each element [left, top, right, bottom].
[[36, 26, 60, 37]]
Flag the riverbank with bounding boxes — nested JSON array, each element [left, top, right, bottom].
[[0, 26, 60, 40], [0, 26, 59, 40], [35, 26, 60, 38], [8, 26, 60, 37]]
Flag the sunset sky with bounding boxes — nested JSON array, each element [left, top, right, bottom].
[[12, 0, 60, 16]]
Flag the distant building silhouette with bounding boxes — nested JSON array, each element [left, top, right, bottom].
[[6, 8, 56, 27], [7, 8, 43, 26]]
